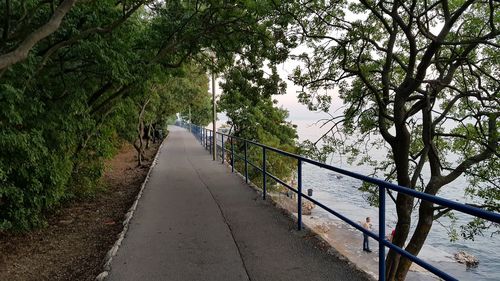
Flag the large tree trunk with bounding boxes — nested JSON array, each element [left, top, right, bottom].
[[394, 200, 435, 280], [386, 91, 414, 281], [133, 140, 143, 166], [134, 99, 150, 166], [146, 123, 152, 149], [385, 194, 414, 280], [133, 121, 145, 167]]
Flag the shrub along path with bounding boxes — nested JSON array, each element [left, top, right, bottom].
[[108, 126, 369, 281], [0, 142, 160, 281]]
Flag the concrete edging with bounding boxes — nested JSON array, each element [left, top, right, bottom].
[[95, 135, 168, 281]]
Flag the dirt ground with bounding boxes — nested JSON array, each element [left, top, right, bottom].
[[0, 142, 160, 281]]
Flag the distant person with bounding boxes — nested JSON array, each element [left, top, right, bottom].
[[363, 217, 372, 252], [389, 228, 396, 242]]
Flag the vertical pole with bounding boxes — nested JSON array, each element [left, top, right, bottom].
[[244, 140, 248, 183], [379, 185, 386, 281], [188, 106, 191, 133], [221, 134, 225, 164], [212, 57, 216, 161], [297, 159, 302, 230], [210, 131, 212, 154], [262, 147, 266, 200], [231, 137, 234, 173]]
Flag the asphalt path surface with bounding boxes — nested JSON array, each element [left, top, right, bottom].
[[108, 126, 369, 281]]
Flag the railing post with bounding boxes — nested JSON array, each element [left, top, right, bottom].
[[221, 134, 225, 164], [379, 185, 386, 281], [231, 137, 234, 173], [297, 159, 302, 230], [244, 140, 248, 183], [262, 147, 266, 200]]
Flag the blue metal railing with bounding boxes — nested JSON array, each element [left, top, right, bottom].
[[181, 122, 500, 281]]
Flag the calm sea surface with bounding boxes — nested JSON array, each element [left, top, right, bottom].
[[293, 119, 499, 281]]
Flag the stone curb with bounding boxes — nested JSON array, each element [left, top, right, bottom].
[[95, 134, 168, 281]]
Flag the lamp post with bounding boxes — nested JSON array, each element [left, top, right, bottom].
[[211, 56, 216, 161], [188, 105, 191, 133]]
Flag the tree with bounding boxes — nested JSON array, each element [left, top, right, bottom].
[[283, 1, 499, 280], [131, 63, 209, 165], [219, 60, 298, 191], [0, 0, 296, 231]]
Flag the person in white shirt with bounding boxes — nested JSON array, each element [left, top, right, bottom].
[[362, 217, 372, 253]]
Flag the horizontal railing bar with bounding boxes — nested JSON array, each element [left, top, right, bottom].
[[233, 153, 245, 161], [205, 128, 500, 224], [265, 171, 297, 193], [247, 160, 263, 173], [299, 193, 456, 281], [257, 156, 457, 280]]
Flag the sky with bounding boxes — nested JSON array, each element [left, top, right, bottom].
[[208, 55, 339, 142], [210, 54, 339, 122]]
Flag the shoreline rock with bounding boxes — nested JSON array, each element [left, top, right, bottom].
[[454, 251, 479, 267]]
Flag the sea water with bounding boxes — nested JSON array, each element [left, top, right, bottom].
[[294, 119, 499, 281]]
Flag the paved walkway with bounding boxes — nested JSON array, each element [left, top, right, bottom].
[[108, 126, 368, 281]]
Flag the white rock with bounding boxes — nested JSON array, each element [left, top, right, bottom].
[[302, 200, 315, 215], [454, 251, 479, 267], [95, 271, 108, 281]]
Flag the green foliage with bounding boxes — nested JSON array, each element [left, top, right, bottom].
[[219, 61, 298, 192], [0, 0, 291, 232]]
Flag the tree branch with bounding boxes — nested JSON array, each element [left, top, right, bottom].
[[440, 114, 498, 187], [36, 0, 145, 71], [0, 0, 77, 70]]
